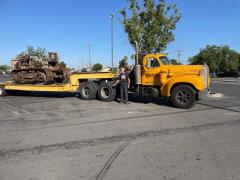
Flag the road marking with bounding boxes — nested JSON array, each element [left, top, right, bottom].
[[11, 111, 19, 115], [223, 80, 237, 82], [208, 93, 223, 98]]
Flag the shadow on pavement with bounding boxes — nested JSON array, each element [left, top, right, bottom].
[[6, 91, 79, 98], [128, 93, 170, 107]]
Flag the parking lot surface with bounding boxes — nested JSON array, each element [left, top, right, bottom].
[[0, 78, 240, 180]]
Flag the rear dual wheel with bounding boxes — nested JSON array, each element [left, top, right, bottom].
[[79, 81, 116, 102], [79, 82, 96, 100], [98, 82, 116, 102]]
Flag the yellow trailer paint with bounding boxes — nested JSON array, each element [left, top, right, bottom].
[[0, 72, 117, 92]]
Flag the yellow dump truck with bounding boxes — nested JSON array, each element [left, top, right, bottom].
[[0, 49, 210, 109]]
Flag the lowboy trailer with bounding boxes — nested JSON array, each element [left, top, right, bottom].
[[0, 72, 118, 102]]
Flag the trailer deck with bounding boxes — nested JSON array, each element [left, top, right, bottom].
[[0, 72, 117, 93]]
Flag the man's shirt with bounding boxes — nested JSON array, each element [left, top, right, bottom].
[[119, 72, 129, 84]]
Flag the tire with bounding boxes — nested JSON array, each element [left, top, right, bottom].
[[0, 86, 7, 97], [170, 85, 196, 109], [79, 82, 97, 100], [98, 82, 116, 102], [112, 87, 117, 101], [92, 82, 98, 94]]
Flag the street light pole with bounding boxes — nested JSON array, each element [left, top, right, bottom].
[[89, 44, 91, 71], [110, 13, 114, 71]]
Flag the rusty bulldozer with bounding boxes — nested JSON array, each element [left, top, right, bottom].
[[11, 52, 68, 84]]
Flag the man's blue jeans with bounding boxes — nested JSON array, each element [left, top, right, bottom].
[[120, 82, 128, 102]]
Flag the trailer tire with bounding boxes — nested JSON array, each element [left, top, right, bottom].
[[0, 86, 7, 97], [79, 82, 96, 100], [170, 84, 196, 109], [98, 82, 116, 102]]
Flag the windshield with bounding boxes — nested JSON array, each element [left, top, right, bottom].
[[160, 56, 170, 65]]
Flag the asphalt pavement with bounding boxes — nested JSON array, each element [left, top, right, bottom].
[[211, 78, 240, 98], [0, 77, 239, 180]]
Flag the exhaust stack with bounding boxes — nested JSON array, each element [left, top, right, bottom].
[[134, 41, 142, 94]]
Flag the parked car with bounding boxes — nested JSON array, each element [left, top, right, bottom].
[[210, 72, 217, 78], [218, 71, 240, 78]]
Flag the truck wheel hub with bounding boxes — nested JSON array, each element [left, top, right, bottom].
[[176, 91, 190, 104], [82, 87, 90, 97], [101, 87, 110, 98]]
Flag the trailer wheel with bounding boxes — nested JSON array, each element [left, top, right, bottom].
[[0, 86, 7, 97], [170, 84, 196, 109], [98, 82, 116, 102], [79, 82, 97, 100]]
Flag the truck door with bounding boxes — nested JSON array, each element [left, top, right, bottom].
[[142, 56, 161, 86]]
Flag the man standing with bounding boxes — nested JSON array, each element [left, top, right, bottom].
[[117, 67, 130, 104]]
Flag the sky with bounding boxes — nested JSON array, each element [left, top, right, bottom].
[[0, 0, 240, 68]]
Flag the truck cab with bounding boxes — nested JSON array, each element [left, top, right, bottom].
[[130, 53, 210, 109]]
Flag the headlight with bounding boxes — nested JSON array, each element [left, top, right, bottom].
[[202, 65, 209, 89]]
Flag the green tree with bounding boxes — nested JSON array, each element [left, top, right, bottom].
[[0, 65, 10, 71], [17, 46, 47, 58], [130, 54, 136, 64], [16, 46, 67, 67], [60, 61, 67, 68], [119, 56, 128, 68], [189, 45, 240, 73], [81, 68, 87, 72], [110, 67, 118, 72], [92, 63, 103, 72], [120, 0, 181, 53], [170, 59, 182, 65], [239, 54, 240, 70]]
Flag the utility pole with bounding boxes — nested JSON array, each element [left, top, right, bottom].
[[89, 44, 91, 71], [110, 13, 114, 71], [82, 55, 84, 70], [78, 58, 81, 71], [177, 49, 181, 64]]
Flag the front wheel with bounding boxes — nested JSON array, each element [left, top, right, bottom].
[[170, 85, 196, 109]]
